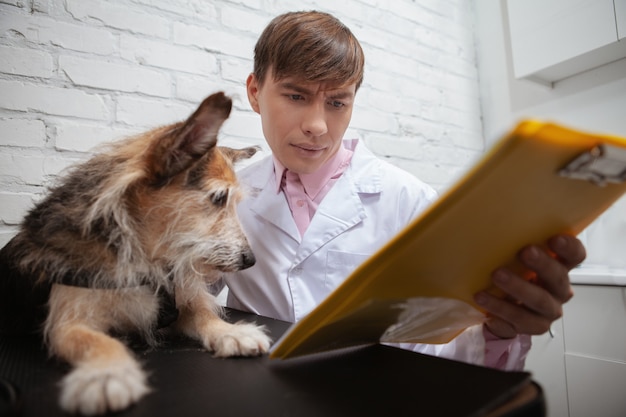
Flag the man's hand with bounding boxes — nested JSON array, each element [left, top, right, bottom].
[[474, 234, 586, 339]]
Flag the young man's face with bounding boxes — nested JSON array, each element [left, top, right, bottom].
[[246, 69, 356, 175]]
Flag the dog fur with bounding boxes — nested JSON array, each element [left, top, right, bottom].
[[0, 92, 271, 415]]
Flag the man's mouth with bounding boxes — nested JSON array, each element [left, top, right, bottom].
[[292, 143, 325, 152]]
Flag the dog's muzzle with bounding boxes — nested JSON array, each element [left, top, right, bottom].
[[240, 249, 256, 270]]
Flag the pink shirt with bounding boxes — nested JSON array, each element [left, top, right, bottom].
[[272, 145, 529, 370], [273, 145, 354, 236]]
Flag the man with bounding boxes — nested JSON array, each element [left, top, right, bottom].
[[219, 11, 586, 369]]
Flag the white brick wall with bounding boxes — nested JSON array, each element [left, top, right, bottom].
[[0, 0, 483, 245]]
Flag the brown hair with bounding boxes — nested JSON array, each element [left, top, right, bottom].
[[253, 11, 365, 90]]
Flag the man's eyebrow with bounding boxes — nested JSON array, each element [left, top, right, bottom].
[[279, 82, 313, 94], [327, 90, 354, 100], [278, 82, 354, 100]]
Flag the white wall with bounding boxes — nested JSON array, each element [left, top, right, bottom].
[[473, 2, 626, 416], [473, 0, 626, 274], [0, 0, 483, 245]]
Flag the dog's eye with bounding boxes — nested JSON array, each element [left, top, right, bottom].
[[210, 189, 229, 207]]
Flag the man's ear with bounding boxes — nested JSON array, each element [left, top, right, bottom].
[[246, 73, 261, 114]]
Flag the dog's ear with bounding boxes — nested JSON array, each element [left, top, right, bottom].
[[148, 92, 232, 183], [219, 146, 261, 164]]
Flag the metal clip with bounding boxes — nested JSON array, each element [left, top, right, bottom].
[[559, 144, 626, 186]]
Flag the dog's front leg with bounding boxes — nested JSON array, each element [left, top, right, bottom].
[[49, 324, 150, 415], [174, 281, 271, 357], [46, 286, 150, 415]]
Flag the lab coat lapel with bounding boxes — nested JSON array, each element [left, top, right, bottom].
[[245, 159, 300, 242], [295, 140, 384, 262], [294, 169, 366, 263], [243, 141, 381, 256]]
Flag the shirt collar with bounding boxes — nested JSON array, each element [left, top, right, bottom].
[[273, 157, 287, 194], [273, 144, 353, 198]]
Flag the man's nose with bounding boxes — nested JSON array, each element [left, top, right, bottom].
[[301, 103, 328, 137]]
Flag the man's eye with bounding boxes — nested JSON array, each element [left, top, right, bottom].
[[329, 100, 344, 108], [289, 94, 303, 101]]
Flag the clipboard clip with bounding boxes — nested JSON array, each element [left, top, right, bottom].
[[559, 144, 626, 186]]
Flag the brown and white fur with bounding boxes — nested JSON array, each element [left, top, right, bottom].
[[0, 92, 271, 415]]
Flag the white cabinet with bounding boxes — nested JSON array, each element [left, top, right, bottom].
[[563, 285, 626, 362], [563, 285, 626, 416], [565, 354, 626, 417], [617, 0, 626, 40], [525, 320, 569, 417], [526, 284, 626, 417], [506, 0, 626, 84]]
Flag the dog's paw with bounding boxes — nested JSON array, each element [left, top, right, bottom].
[[59, 360, 150, 415], [205, 321, 271, 358]]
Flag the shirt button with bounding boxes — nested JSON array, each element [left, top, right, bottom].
[[296, 200, 305, 207]]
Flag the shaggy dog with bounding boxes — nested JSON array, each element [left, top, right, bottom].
[[0, 92, 271, 415]]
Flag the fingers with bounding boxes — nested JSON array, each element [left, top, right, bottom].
[[519, 245, 573, 304], [474, 235, 585, 339], [482, 316, 518, 339], [547, 234, 587, 270], [483, 310, 549, 340], [475, 269, 561, 337]]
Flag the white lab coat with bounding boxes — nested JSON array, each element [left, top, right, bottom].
[[225, 139, 436, 321], [224, 139, 528, 369]]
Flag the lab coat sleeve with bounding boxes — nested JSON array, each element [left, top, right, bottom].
[[388, 324, 532, 370], [393, 181, 532, 370], [482, 326, 532, 370]]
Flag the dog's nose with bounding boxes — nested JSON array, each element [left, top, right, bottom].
[[240, 249, 256, 270]]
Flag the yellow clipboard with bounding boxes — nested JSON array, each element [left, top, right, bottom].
[[270, 120, 626, 360]]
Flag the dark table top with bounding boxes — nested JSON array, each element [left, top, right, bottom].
[[0, 308, 543, 417]]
